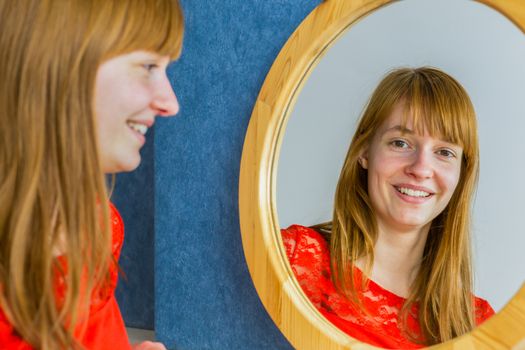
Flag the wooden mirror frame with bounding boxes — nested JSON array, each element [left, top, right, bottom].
[[239, 0, 525, 349]]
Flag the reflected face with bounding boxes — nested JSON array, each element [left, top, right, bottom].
[[94, 50, 179, 173], [361, 103, 463, 233]]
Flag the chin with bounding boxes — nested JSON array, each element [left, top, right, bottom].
[[120, 159, 141, 173], [394, 214, 431, 230], [121, 164, 140, 173], [104, 156, 142, 174]]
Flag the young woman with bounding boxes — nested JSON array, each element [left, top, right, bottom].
[[282, 67, 494, 349], [0, 1, 183, 349]]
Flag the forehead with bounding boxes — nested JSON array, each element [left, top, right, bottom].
[[377, 102, 453, 143], [109, 50, 169, 63]]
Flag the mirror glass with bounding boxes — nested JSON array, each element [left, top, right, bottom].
[[277, 0, 525, 335]]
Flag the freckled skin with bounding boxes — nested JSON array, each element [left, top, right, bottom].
[[94, 51, 179, 174], [361, 102, 463, 235]]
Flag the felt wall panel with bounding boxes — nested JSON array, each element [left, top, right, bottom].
[[114, 134, 155, 329], [115, 0, 320, 348]]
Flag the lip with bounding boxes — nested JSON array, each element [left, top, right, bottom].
[[394, 183, 435, 194], [127, 123, 148, 146], [128, 118, 154, 127], [126, 118, 154, 146], [392, 183, 435, 204], [128, 126, 146, 146]]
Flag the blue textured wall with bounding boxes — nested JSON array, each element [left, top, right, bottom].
[[114, 0, 320, 348], [114, 131, 155, 329]]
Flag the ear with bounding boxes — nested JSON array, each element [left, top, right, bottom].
[[358, 148, 368, 169]]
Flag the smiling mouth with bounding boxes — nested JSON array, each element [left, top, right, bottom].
[[127, 121, 148, 135], [395, 186, 431, 198]]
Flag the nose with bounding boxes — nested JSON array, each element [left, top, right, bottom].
[[405, 149, 433, 179], [151, 73, 179, 117]]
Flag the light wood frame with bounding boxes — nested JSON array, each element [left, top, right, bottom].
[[239, 0, 525, 349]]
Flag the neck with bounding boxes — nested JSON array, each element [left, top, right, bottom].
[[358, 221, 430, 298]]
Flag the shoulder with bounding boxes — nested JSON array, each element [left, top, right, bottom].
[[280, 225, 334, 305], [109, 201, 124, 239], [90, 202, 126, 312], [108, 202, 124, 259], [474, 296, 495, 325], [280, 225, 330, 278], [281, 225, 329, 262], [0, 305, 31, 348]]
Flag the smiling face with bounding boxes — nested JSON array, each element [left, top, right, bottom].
[[94, 51, 179, 173], [360, 102, 463, 234]]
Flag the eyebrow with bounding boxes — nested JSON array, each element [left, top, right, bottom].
[[133, 51, 165, 61], [384, 125, 459, 146], [384, 125, 414, 134]]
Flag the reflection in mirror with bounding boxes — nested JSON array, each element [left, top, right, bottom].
[[277, 0, 525, 348]]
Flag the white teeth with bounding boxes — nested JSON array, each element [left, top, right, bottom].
[[127, 122, 148, 135], [397, 187, 430, 198]]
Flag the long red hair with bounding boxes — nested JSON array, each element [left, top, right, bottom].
[[0, 1, 183, 348], [319, 67, 479, 344]]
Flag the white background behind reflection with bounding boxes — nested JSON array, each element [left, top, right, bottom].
[[277, 0, 525, 312]]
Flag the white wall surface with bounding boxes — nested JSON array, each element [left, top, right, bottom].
[[276, 0, 525, 312]]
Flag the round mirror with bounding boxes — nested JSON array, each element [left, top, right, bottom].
[[277, 0, 525, 315], [240, 0, 525, 348]]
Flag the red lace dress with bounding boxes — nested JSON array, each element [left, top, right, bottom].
[[282, 225, 495, 349], [0, 202, 131, 350]]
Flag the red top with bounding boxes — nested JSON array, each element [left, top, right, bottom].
[[282, 225, 495, 349], [0, 203, 131, 350]]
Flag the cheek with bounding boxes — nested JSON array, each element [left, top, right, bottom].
[[369, 152, 404, 180], [94, 80, 123, 129], [120, 85, 154, 115], [96, 76, 152, 119], [367, 158, 397, 200], [94, 94, 114, 143], [440, 164, 462, 198], [97, 90, 151, 130]]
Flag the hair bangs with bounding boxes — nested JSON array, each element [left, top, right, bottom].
[[330, 67, 479, 345], [103, 0, 184, 59], [399, 70, 477, 160]]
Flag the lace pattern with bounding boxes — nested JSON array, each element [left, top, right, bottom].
[[282, 225, 495, 349]]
